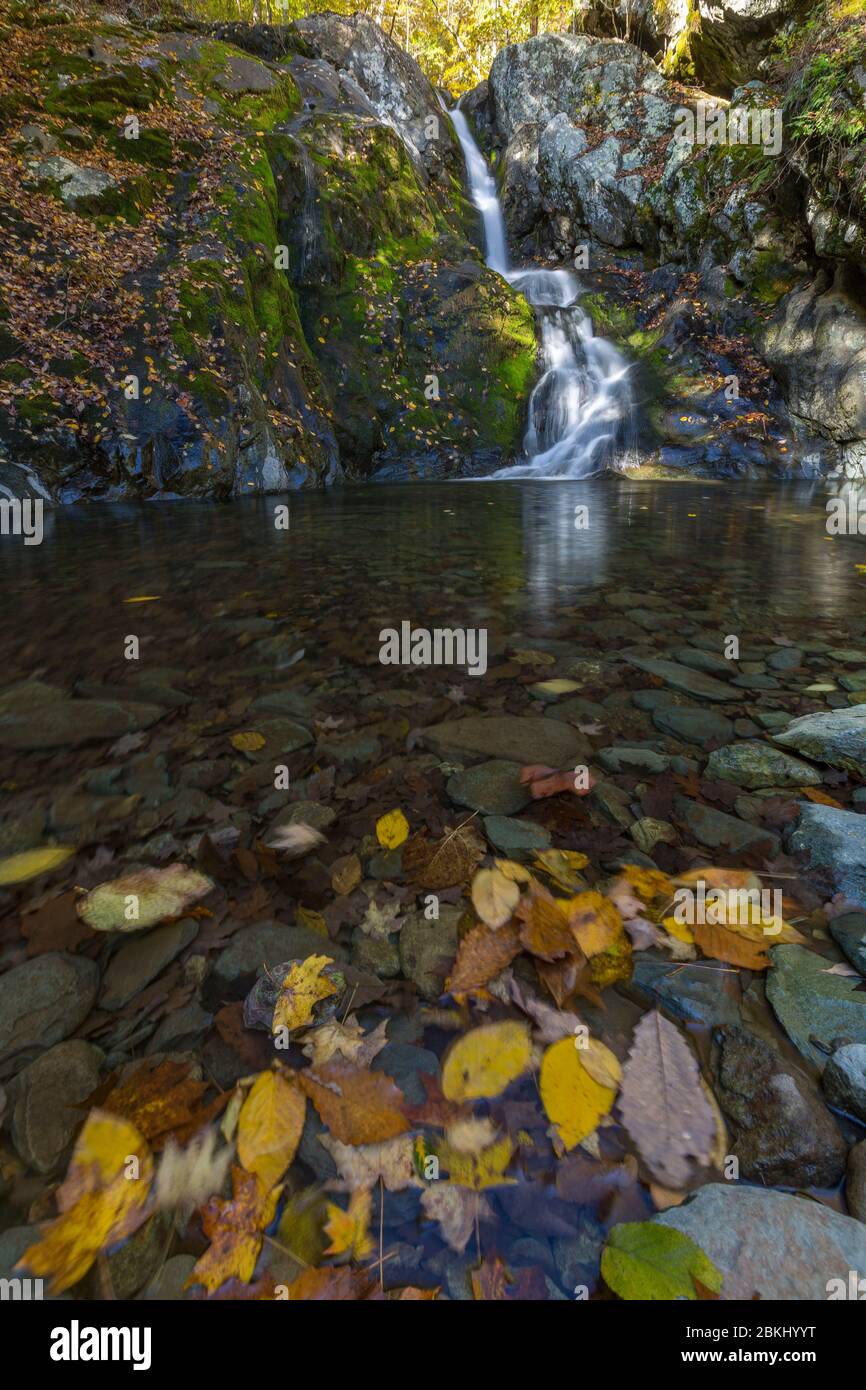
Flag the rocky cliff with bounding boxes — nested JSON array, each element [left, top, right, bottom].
[[468, 8, 866, 479], [0, 2, 535, 501]]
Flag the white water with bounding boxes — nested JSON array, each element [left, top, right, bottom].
[[449, 105, 636, 479]]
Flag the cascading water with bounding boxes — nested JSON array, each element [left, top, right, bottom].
[[449, 105, 637, 479]]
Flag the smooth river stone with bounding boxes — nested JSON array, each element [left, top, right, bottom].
[[423, 714, 589, 767], [626, 656, 740, 703]]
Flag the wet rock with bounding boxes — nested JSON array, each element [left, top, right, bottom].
[[633, 689, 692, 712], [830, 911, 866, 976], [0, 688, 162, 750], [423, 714, 589, 767], [655, 1184, 866, 1300], [102, 1214, 169, 1300], [674, 796, 780, 856], [848, 1141, 866, 1223], [629, 817, 677, 854], [446, 759, 530, 815], [705, 740, 821, 789], [146, 1001, 212, 1054], [101, 919, 199, 1010], [774, 705, 866, 776], [209, 920, 347, 996], [767, 646, 805, 671], [482, 815, 551, 852], [787, 804, 866, 906], [713, 1026, 846, 1188], [298, 1106, 337, 1182], [823, 1043, 866, 1122], [139, 1254, 197, 1301], [627, 657, 740, 703], [672, 646, 734, 677], [351, 931, 400, 977], [651, 705, 734, 747], [766, 944, 866, 1069], [399, 907, 460, 1000], [597, 746, 668, 774], [624, 958, 741, 1029], [0, 953, 99, 1075], [372, 1041, 438, 1104], [266, 799, 337, 836], [11, 1040, 102, 1174], [552, 1213, 606, 1295]]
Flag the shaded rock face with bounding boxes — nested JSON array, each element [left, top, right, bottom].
[[713, 1026, 847, 1188], [474, 26, 863, 481], [0, 6, 534, 499], [760, 266, 866, 479]]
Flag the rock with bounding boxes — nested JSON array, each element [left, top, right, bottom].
[[209, 920, 347, 995], [848, 1141, 866, 1223], [102, 1214, 169, 1300], [0, 953, 99, 1075], [423, 714, 588, 766], [655, 1185, 866, 1300], [482, 815, 551, 852], [101, 919, 199, 1010], [446, 759, 530, 815], [552, 1213, 606, 1295], [351, 931, 400, 978], [787, 804, 866, 906], [629, 818, 677, 854], [674, 796, 780, 856], [627, 657, 740, 703], [138, 1254, 197, 1301], [266, 799, 337, 835], [705, 740, 821, 789], [823, 1043, 866, 1122], [713, 1027, 846, 1188], [371, 1041, 438, 1104], [624, 958, 741, 1029], [651, 705, 735, 748], [399, 907, 460, 1000], [774, 705, 866, 776], [766, 944, 866, 1069], [830, 911, 866, 976], [0, 689, 163, 750], [146, 1000, 212, 1054], [673, 646, 734, 676], [597, 746, 669, 774], [214, 54, 279, 94], [30, 155, 118, 211], [11, 1040, 103, 1174], [760, 266, 866, 477], [767, 646, 805, 671]]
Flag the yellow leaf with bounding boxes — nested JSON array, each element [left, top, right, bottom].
[[441, 1021, 532, 1102], [0, 845, 74, 885], [494, 859, 532, 883], [17, 1111, 152, 1293], [324, 1189, 374, 1260], [470, 866, 520, 929], [272, 955, 338, 1034], [533, 849, 589, 892], [376, 808, 409, 849], [540, 1037, 618, 1151], [231, 731, 266, 752], [662, 915, 695, 944], [237, 1071, 305, 1190], [441, 1134, 516, 1190], [123, 595, 161, 603]]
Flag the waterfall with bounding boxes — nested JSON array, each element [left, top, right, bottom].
[[449, 105, 637, 479]]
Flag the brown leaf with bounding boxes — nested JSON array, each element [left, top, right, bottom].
[[515, 882, 575, 961], [402, 821, 484, 890], [446, 921, 522, 997], [99, 1059, 227, 1150], [283, 1266, 378, 1300], [693, 920, 771, 970], [330, 854, 362, 896], [618, 1010, 717, 1189], [297, 1063, 409, 1146]]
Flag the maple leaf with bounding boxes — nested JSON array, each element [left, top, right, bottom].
[[272, 955, 339, 1034], [99, 1058, 226, 1150], [187, 1166, 281, 1296], [301, 1017, 389, 1069], [320, 1132, 420, 1192], [359, 898, 402, 940], [421, 1185, 492, 1252]]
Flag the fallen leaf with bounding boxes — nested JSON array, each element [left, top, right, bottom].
[[601, 1221, 723, 1301], [77, 864, 213, 933], [324, 1189, 374, 1260], [471, 866, 520, 929], [187, 1166, 281, 1295], [441, 1021, 532, 1102], [618, 1010, 716, 1189], [298, 1063, 409, 1146], [237, 1070, 305, 1190], [539, 1037, 619, 1151], [0, 845, 74, 886], [376, 808, 409, 849], [272, 956, 339, 1034]]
